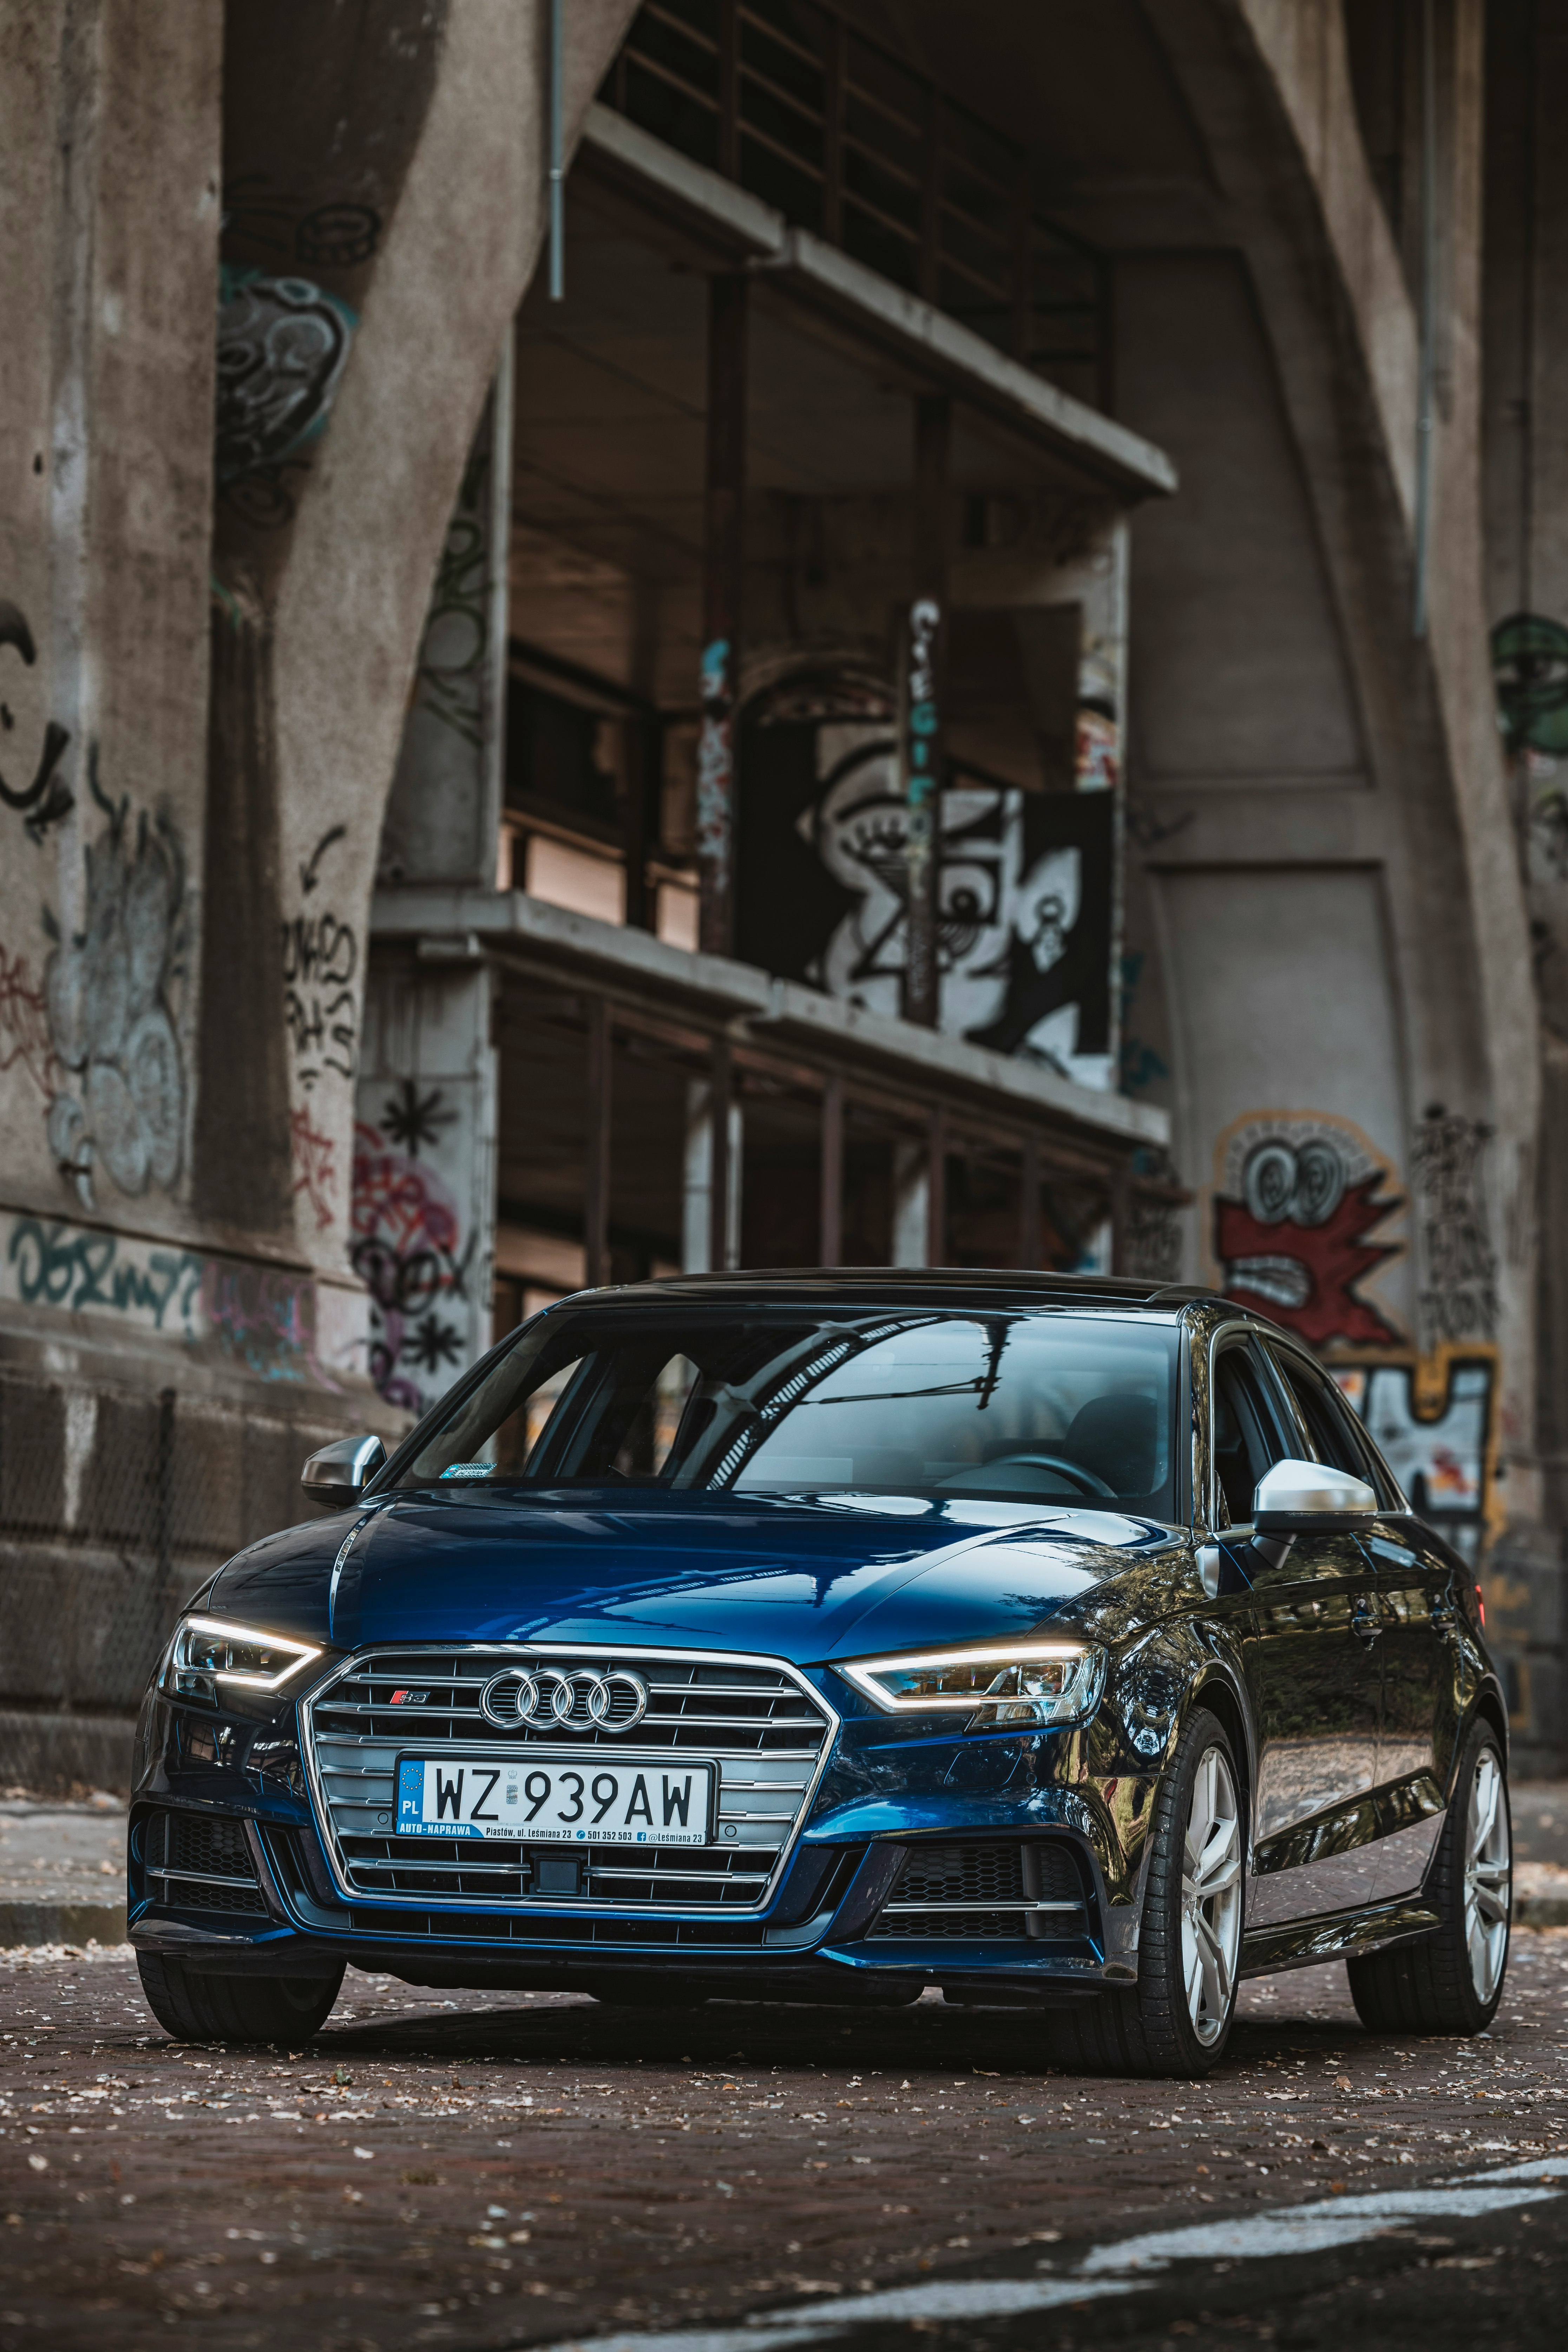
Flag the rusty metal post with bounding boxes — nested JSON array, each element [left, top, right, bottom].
[[697, 273, 749, 958], [584, 998, 612, 1287], [926, 1105, 947, 1268], [819, 1073, 844, 1266], [900, 393, 950, 1028]]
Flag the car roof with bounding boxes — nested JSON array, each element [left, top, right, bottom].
[[584, 1267, 1220, 1316]]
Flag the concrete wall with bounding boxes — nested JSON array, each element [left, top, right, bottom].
[[0, 0, 637, 1788]]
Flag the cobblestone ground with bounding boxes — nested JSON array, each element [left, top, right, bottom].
[[1, 1933, 1566, 2352]]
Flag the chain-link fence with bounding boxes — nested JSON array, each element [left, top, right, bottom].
[[0, 1369, 347, 1791]]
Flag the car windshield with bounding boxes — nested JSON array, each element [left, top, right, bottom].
[[386, 1305, 1181, 1516]]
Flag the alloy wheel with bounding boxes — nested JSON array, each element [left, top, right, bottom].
[[1181, 1746, 1242, 2046], [1463, 1748, 1511, 2003]]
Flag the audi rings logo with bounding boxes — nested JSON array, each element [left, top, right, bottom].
[[479, 1664, 650, 1735]]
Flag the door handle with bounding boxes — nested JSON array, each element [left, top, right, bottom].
[[1350, 1601, 1382, 1643]]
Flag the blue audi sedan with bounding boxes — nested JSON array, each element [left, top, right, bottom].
[[128, 1272, 1511, 2077]]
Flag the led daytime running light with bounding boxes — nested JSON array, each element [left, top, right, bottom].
[[164, 1613, 322, 1695], [836, 1640, 1103, 1723]]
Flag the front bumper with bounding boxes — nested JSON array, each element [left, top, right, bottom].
[[129, 1661, 1162, 1998]]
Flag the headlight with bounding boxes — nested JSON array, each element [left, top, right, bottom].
[[160, 1614, 322, 1703], [835, 1641, 1106, 1727]]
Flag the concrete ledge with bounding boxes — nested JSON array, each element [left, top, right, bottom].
[[0, 1712, 136, 1796], [371, 887, 1171, 1156], [579, 104, 1176, 501], [1518, 1893, 1568, 1927], [0, 1899, 126, 1949]]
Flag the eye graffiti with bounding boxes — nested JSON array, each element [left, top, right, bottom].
[[216, 267, 358, 485], [1212, 1115, 1404, 1347]]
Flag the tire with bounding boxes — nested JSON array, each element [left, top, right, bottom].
[[1045, 1706, 1244, 2079], [136, 1953, 344, 2045], [1347, 1716, 1511, 2036]]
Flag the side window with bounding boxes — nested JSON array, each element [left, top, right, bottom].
[[1265, 1344, 1395, 1502], [1211, 1343, 1292, 1528]]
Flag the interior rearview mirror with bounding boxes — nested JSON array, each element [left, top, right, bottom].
[[301, 1433, 386, 1509], [1253, 1456, 1377, 1533]]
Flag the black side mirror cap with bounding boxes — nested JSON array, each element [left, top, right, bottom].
[[302, 1433, 386, 1509]]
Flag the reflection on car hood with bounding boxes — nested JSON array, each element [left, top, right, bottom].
[[207, 1488, 1176, 1665]]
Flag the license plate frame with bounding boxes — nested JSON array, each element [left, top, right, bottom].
[[392, 1750, 716, 1847]]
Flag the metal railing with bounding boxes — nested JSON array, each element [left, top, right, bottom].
[[602, 0, 1107, 409]]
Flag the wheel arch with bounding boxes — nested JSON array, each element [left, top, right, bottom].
[[1181, 1667, 1254, 1824]]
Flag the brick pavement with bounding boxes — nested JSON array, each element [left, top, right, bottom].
[[1, 1931, 1565, 2351]]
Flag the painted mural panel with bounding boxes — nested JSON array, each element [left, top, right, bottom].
[[1333, 1351, 1500, 1571], [736, 715, 1116, 1090]]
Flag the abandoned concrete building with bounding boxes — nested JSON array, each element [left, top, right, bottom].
[[1, 0, 1564, 1784]]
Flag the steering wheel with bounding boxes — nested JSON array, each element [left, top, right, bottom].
[[961, 1450, 1117, 1500]]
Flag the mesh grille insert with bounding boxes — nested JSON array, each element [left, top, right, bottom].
[[868, 1840, 1087, 1940], [144, 1808, 268, 1916]]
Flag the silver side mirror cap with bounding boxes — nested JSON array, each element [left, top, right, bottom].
[[302, 1433, 386, 1509], [1254, 1456, 1377, 1533]]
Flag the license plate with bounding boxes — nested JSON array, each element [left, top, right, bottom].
[[394, 1752, 714, 1845]]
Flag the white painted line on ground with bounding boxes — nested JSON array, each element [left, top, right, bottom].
[[533, 2155, 1568, 2352]]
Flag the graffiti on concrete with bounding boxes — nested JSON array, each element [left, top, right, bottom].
[[1491, 612, 1568, 755], [1411, 1105, 1498, 1345], [350, 1121, 471, 1414], [282, 823, 357, 1088], [411, 435, 492, 751], [0, 944, 59, 1100], [7, 1216, 204, 1334], [221, 176, 383, 273], [765, 728, 1117, 1089], [294, 202, 381, 269], [1122, 1145, 1185, 1286], [42, 748, 188, 1211], [1334, 1346, 1501, 1568], [1490, 613, 1568, 874], [379, 1079, 457, 1157], [289, 1106, 338, 1234], [0, 598, 73, 840], [2, 1211, 341, 1388], [1118, 949, 1169, 1095], [215, 266, 357, 484], [1213, 1111, 1404, 1346], [696, 636, 735, 917], [199, 1258, 341, 1389]]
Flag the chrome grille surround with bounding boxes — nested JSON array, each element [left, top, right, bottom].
[[297, 1642, 840, 1917]]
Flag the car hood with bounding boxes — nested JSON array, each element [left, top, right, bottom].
[[208, 1488, 1179, 1666]]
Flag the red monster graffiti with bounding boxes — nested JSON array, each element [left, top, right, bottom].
[[1214, 1131, 1403, 1347]]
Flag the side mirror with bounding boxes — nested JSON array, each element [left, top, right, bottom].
[[1254, 1456, 1377, 1533], [302, 1433, 386, 1510]]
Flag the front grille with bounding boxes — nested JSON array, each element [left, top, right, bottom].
[[144, 1808, 268, 1915], [301, 1646, 837, 1915], [868, 1840, 1086, 1941]]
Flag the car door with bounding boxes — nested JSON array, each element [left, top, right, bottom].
[[1265, 1342, 1451, 1904], [1212, 1336, 1384, 1930]]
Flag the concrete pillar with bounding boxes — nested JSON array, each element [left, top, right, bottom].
[[891, 1139, 929, 1268], [354, 951, 497, 1417], [697, 274, 749, 958], [682, 1080, 742, 1273], [356, 352, 514, 1409]]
